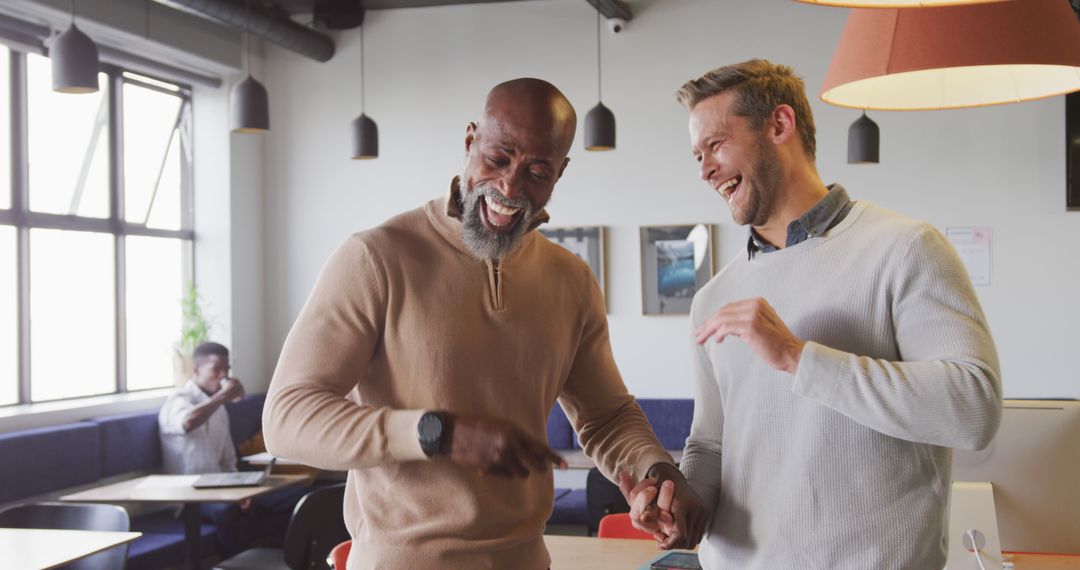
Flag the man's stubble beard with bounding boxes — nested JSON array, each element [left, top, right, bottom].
[[734, 134, 783, 228]]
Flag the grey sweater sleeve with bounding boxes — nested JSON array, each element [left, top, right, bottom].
[[791, 224, 1002, 451], [681, 324, 725, 514]]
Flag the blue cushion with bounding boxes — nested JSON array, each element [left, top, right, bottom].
[[546, 405, 573, 450], [226, 393, 266, 446], [0, 422, 101, 503], [127, 510, 217, 570], [125, 532, 186, 570], [88, 410, 162, 477], [570, 399, 693, 451], [547, 488, 588, 526], [638, 399, 694, 451]]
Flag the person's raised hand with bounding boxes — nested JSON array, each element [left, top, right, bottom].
[[442, 413, 568, 478], [694, 297, 805, 374], [220, 377, 246, 402]]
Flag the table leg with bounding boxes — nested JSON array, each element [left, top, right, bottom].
[[182, 503, 201, 570]]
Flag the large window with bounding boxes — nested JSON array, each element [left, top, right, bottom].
[[1, 47, 194, 405], [0, 45, 10, 212], [0, 227, 15, 406]]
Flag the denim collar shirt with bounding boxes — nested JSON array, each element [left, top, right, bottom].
[[748, 184, 854, 260]]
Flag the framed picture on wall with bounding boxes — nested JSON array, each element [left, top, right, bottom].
[[639, 224, 714, 315], [1068, 91, 1079, 211], [539, 226, 606, 303]]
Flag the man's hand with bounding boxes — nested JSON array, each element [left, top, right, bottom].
[[694, 297, 805, 374], [619, 463, 708, 550], [442, 413, 568, 478], [219, 378, 246, 402]]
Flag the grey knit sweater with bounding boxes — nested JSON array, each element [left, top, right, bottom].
[[683, 200, 1002, 570]]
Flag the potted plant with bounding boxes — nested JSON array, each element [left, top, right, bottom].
[[172, 283, 213, 386]]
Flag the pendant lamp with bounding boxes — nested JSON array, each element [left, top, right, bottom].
[[52, 1, 99, 94], [230, 0, 269, 133], [820, 0, 1080, 111], [847, 112, 879, 164], [351, 25, 378, 160], [584, 8, 615, 151]]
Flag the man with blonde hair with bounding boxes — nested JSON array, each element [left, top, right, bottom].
[[624, 59, 1002, 569]]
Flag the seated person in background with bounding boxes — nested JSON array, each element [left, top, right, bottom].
[[159, 341, 245, 476], [158, 341, 307, 557]]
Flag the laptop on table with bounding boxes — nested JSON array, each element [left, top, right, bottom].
[[192, 458, 276, 489]]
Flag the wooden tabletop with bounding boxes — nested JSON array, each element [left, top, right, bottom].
[[0, 528, 141, 570], [543, 536, 1080, 569], [59, 474, 311, 504], [560, 451, 683, 471], [545, 536, 686, 569]]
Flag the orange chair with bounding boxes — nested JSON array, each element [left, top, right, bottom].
[[597, 513, 655, 540], [327, 539, 352, 569]]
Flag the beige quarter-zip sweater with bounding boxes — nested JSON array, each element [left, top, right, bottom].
[[264, 180, 672, 569]]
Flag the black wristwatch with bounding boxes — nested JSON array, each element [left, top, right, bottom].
[[417, 411, 447, 457]]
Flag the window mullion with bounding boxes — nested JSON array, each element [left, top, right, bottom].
[[12, 50, 29, 404], [110, 69, 127, 395]]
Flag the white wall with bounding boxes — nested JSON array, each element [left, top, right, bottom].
[[262, 0, 1080, 399]]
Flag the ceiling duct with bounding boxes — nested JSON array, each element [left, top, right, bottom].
[[155, 0, 336, 62]]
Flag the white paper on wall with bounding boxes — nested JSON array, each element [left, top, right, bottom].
[[946, 227, 992, 287]]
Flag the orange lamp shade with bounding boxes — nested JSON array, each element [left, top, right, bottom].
[[820, 0, 1080, 110], [795, 0, 1010, 7]]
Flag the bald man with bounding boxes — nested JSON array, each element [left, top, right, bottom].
[[264, 79, 700, 569]]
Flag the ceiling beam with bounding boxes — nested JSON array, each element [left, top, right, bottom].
[[584, 0, 632, 21]]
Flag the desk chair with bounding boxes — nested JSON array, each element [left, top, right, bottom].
[[0, 502, 131, 570], [597, 513, 654, 540], [327, 540, 351, 570], [213, 483, 348, 570]]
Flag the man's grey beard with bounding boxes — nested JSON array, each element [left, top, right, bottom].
[[459, 182, 537, 260]]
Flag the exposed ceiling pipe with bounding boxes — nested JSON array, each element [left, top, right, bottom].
[[584, 0, 631, 21], [154, 0, 337, 62]]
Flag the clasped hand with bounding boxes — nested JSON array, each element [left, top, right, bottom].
[[619, 464, 707, 550]]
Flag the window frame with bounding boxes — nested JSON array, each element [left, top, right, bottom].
[[1, 46, 195, 406]]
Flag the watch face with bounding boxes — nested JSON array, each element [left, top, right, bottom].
[[418, 412, 444, 454], [419, 414, 440, 439]]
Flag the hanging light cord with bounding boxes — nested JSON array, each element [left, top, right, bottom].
[[360, 25, 366, 114], [70, 0, 75, 24], [595, 7, 602, 102], [244, 0, 251, 76]]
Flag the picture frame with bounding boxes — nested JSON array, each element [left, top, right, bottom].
[[1068, 91, 1079, 211], [639, 224, 714, 315], [539, 226, 606, 305]]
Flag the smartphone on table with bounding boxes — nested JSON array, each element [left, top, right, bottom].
[[649, 552, 701, 569]]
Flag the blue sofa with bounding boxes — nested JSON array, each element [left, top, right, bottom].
[[546, 398, 694, 530], [0, 393, 271, 570]]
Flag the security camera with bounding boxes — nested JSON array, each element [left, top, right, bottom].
[[607, 18, 626, 34]]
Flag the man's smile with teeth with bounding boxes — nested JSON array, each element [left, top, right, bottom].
[[483, 196, 523, 228], [716, 175, 742, 201]]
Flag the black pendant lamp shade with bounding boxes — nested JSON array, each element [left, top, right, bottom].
[[351, 113, 378, 159], [847, 112, 879, 164], [230, 74, 270, 133], [584, 102, 616, 151], [351, 25, 378, 159], [585, 8, 615, 151], [51, 23, 99, 94]]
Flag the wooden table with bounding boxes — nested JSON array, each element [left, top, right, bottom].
[[0, 527, 141, 570], [60, 474, 309, 570], [543, 536, 1080, 569], [560, 450, 683, 470]]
